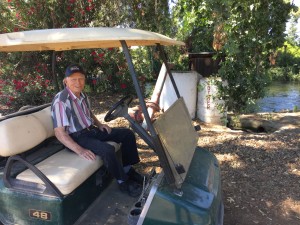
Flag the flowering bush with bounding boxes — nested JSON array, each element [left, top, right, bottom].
[[0, 74, 54, 111], [0, 46, 153, 113], [88, 48, 134, 94], [60, 47, 150, 96], [0, 0, 174, 113], [0, 53, 55, 111]]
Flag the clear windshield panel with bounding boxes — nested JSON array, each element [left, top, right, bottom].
[[153, 98, 198, 188]]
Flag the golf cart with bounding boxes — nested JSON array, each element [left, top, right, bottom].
[[0, 27, 223, 225]]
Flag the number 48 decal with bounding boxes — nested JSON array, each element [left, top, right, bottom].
[[29, 209, 51, 221]]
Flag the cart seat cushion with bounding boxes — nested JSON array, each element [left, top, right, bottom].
[[16, 141, 120, 195], [0, 106, 54, 157]]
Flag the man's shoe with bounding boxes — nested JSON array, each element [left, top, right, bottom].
[[119, 179, 142, 197], [127, 167, 145, 185]]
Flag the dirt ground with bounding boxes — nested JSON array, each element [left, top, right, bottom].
[[1, 94, 299, 225], [198, 114, 300, 225]]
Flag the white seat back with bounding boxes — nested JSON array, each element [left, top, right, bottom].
[[0, 106, 54, 157]]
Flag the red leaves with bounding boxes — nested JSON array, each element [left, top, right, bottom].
[[13, 80, 27, 91], [120, 83, 127, 89]]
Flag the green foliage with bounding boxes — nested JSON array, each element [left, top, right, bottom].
[[268, 42, 300, 82], [218, 1, 293, 112], [53, 47, 149, 96], [267, 66, 300, 82], [174, 0, 294, 113], [172, 0, 214, 52], [1, 0, 106, 31], [267, 67, 285, 81], [126, 0, 172, 35], [276, 42, 300, 67], [0, 52, 55, 110], [165, 45, 190, 71]]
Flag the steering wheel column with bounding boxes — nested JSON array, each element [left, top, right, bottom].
[[104, 96, 155, 149]]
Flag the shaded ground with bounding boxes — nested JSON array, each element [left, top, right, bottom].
[[1, 94, 300, 225]]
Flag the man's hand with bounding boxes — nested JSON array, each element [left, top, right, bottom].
[[91, 113, 112, 134], [79, 149, 96, 161], [54, 127, 96, 161], [98, 124, 112, 134]]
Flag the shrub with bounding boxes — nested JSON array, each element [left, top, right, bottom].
[[0, 74, 55, 111], [267, 66, 300, 82], [0, 53, 55, 111]]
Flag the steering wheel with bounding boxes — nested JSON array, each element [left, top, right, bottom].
[[104, 95, 133, 122]]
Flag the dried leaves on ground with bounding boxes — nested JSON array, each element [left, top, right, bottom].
[[92, 95, 300, 225], [198, 117, 300, 225]]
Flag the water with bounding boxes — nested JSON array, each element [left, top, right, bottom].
[[255, 82, 300, 112]]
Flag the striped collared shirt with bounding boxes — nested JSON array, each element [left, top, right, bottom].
[[51, 87, 93, 134]]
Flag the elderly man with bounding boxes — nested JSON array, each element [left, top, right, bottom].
[[51, 64, 143, 197]]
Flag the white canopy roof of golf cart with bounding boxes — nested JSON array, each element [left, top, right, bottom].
[[0, 27, 184, 52]]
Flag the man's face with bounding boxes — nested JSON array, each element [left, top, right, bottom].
[[65, 72, 85, 96]]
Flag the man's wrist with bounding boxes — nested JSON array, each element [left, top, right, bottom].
[[95, 122, 102, 128]]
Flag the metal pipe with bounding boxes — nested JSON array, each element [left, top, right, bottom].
[[120, 40, 175, 185], [157, 44, 181, 99]]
